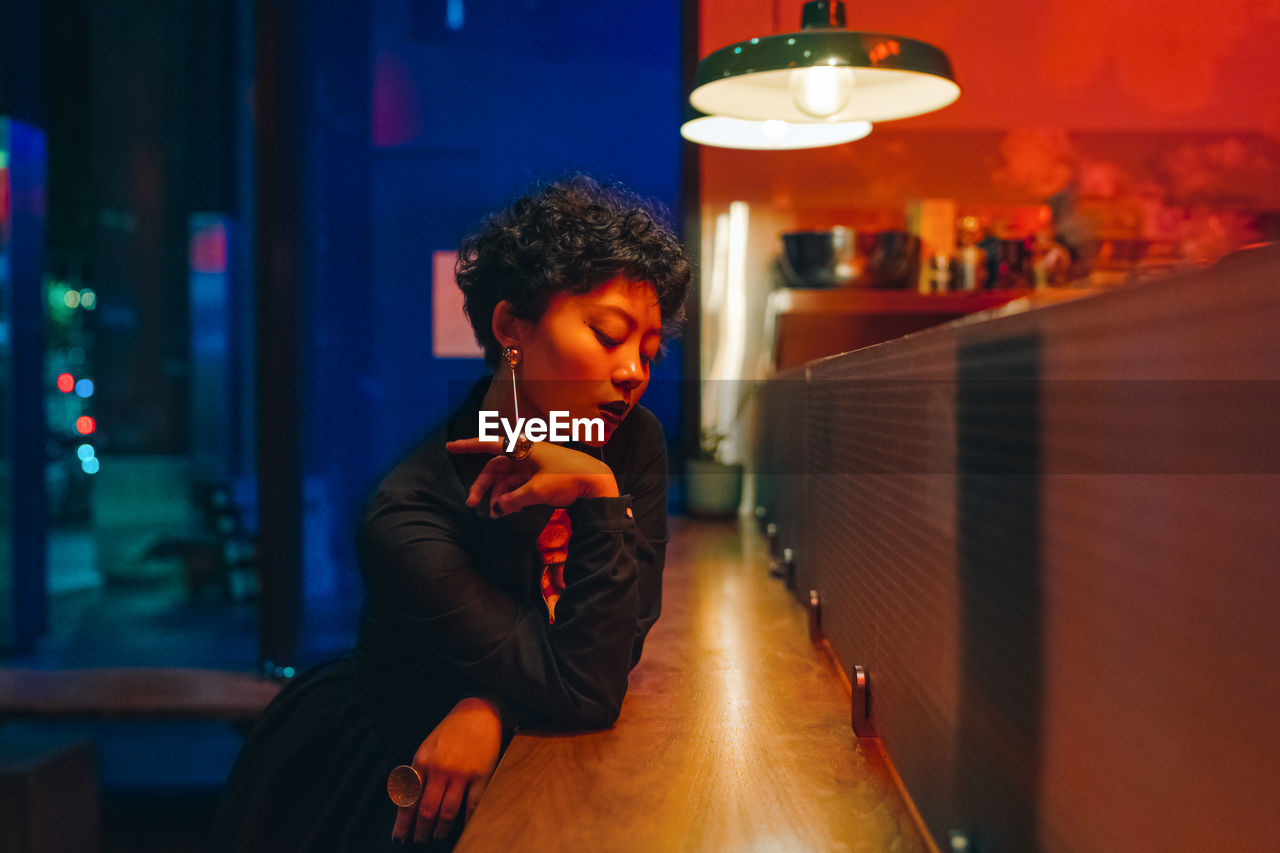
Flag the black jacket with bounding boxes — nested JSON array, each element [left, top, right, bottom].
[[354, 377, 669, 737], [209, 377, 669, 851]]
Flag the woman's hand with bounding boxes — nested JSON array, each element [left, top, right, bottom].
[[392, 696, 504, 845], [446, 438, 619, 518]]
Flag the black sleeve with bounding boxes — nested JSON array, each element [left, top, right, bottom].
[[471, 435, 666, 735], [626, 430, 669, 670], [464, 435, 667, 737], [359, 489, 642, 731]]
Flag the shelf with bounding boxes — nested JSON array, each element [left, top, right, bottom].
[[766, 287, 1032, 316], [765, 287, 1096, 371]]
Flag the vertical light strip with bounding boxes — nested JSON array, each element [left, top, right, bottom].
[[705, 212, 730, 316], [716, 202, 750, 460], [723, 201, 750, 385], [702, 212, 731, 429]]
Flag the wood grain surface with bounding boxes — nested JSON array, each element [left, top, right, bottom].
[[456, 518, 930, 853]]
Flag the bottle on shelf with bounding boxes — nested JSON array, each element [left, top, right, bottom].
[[956, 216, 986, 292], [906, 198, 956, 294], [1032, 226, 1072, 288], [928, 252, 953, 293]]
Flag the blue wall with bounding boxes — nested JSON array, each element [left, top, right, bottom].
[[301, 0, 687, 614]]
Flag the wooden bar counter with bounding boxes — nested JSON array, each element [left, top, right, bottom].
[[456, 518, 930, 852]]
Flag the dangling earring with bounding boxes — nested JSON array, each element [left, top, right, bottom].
[[502, 346, 533, 460]]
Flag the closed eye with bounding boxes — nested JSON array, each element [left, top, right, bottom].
[[593, 328, 621, 348], [594, 327, 657, 369]]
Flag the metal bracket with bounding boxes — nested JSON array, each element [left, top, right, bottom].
[[807, 589, 822, 642], [851, 665, 876, 736], [765, 523, 786, 578]]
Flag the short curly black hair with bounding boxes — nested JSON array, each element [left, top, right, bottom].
[[455, 175, 692, 366]]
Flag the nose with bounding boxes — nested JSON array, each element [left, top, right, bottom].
[[612, 350, 645, 395]]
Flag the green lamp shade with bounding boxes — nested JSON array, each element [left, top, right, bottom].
[[691, 31, 959, 124]]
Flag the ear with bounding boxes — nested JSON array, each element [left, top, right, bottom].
[[491, 300, 526, 350]]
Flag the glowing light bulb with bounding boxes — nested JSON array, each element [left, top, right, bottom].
[[789, 64, 856, 118]]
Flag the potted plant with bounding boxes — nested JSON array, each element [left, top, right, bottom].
[[686, 428, 744, 517], [686, 381, 759, 517]]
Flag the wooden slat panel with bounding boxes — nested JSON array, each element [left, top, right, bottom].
[[756, 369, 809, 592], [806, 337, 966, 845], [756, 245, 1280, 851]]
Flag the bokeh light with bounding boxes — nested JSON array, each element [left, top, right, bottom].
[[75, 416, 96, 435], [56, 373, 75, 393]]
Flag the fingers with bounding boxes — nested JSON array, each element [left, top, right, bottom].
[[413, 770, 449, 844], [466, 455, 515, 507], [491, 480, 539, 517], [391, 804, 414, 844], [391, 772, 481, 844], [487, 469, 528, 516], [465, 775, 489, 823], [432, 781, 467, 843], [445, 438, 506, 456]]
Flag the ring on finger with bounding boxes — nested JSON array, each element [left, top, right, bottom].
[[387, 764, 423, 808]]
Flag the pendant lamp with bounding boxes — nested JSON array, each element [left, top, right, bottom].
[[689, 0, 959, 126], [680, 115, 872, 150]]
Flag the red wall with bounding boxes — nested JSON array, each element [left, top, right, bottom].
[[699, 0, 1280, 133], [698, 0, 1280, 255]]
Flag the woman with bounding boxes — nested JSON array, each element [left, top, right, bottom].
[[209, 175, 691, 850]]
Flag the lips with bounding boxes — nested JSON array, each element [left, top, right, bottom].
[[598, 400, 629, 426]]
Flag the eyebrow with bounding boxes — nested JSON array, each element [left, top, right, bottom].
[[594, 305, 662, 340]]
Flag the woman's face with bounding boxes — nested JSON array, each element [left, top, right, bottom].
[[510, 275, 662, 445]]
